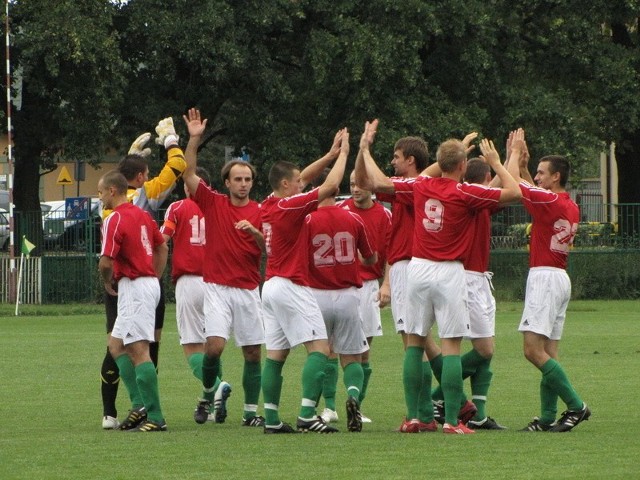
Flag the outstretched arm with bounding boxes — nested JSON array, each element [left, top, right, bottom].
[[182, 108, 208, 196], [355, 120, 395, 194], [317, 129, 350, 201], [479, 138, 521, 204], [300, 129, 345, 190]]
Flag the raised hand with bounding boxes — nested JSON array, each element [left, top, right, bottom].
[[462, 131, 478, 155], [182, 108, 208, 138], [128, 133, 152, 157], [360, 119, 379, 150], [479, 138, 501, 168]]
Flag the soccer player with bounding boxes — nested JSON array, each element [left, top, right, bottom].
[[507, 129, 591, 432], [360, 123, 521, 434], [260, 127, 349, 434], [160, 167, 225, 422], [320, 171, 391, 425], [306, 171, 377, 432], [182, 108, 265, 427], [98, 170, 169, 432], [431, 157, 507, 430], [100, 122, 186, 429], [355, 120, 459, 432]]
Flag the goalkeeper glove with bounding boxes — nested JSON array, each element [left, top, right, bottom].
[[155, 117, 179, 148], [128, 132, 152, 157]]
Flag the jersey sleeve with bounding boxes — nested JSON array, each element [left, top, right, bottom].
[[160, 202, 178, 238], [143, 146, 187, 211], [100, 212, 121, 258], [390, 179, 415, 206]]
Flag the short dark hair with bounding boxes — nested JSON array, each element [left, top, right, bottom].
[[221, 159, 257, 183], [196, 166, 211, 186], [464, 157, 490, 184], [117, 154, 147, 182], [101, 170, 128, 194], [394, 137, 429, 171], [268, 160, 298, 190], [539, 155, 570, 187]]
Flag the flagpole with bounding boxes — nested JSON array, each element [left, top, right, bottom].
[[15, 251, 23, 315], [5, 0, 17, 303]]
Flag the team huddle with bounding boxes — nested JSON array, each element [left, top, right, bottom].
[[97, 110, 591, 434]]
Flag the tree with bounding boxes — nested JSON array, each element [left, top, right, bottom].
[[6, 0, 126, 250]]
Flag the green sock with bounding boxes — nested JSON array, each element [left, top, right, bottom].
[[343, 361, 364, 400], [403, 346, 424, 420], [135, 361, 164, 423], [187, 352, 204, 382], [262, 358, 284, 425], [441, 355, 463, 426], [461, 349, 486, 379], [429, 353, 443, 385], [202, 355, 221, 402], [242, 360, 262, 420], [114, 354, 143, 408], [541, 359, 583, 411], [359, 362, 372, 406], [417, 360, 434, 422], [540, 375, 558, 425], [470, 357, 492, 420], [299, 352, 328, 419], [322, 358, 339, 410]]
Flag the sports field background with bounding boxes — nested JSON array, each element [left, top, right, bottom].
[[0, 300, 637, 479]]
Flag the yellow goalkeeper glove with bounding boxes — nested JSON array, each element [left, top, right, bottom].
[[155, 117, 179, 148], [128, 132, 152, 157]]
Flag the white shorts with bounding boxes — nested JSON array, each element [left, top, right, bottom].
[[405, 258, 470, 339], [203, 283, 265, 347], [389, 260, 409, 333], [519, 267, 570, 340], [465, 271, 496, 338], [111, 276, 160, 346], [312, 287, 369, 355], [359, 279, 383, 338], [175, 275, 207, 345], [262, 276, 327, 350]]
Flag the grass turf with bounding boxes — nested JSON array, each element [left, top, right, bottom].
[[0, 300, 637, 479]]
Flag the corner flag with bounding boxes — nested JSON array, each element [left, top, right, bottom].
[[21, 235, 35, 257]]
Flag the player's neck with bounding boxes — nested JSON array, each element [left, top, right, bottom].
[[230, 196, 250, 207], [354, 198, 373, 209]]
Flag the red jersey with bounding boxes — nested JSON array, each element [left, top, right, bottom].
[[305, 205, 375, 290], [391, 177, 502, 262], [261, 189, 320, 285], [160, 198, 205, 283], [193, 180, 262, 289], [339, 198, 391, 280], [463, 204, 502, 273], [376, 177, 415, 265], [520, 182, 579, 269], [101, 202, 164, 281]]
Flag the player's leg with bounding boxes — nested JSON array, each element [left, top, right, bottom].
[[149, 281, 166, 368], [321, 352, 340, 422], [121, 277, 165, 431], [261, 278, 295, 432], [240, 344, 264, 426], [234, 286, 266, 426], [100, 291, 119, 428]]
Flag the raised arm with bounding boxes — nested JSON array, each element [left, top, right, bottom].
[[300, 129, 345, 190], [317, 129, 349, 201], [355, 120, 395, 194], [479, 138, 521, 204], [182, 108, 208, 196]]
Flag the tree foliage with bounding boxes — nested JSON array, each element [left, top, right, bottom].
[[3, 0, 640, 212]]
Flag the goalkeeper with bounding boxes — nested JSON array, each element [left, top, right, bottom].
[[100, 118, 187, 430]]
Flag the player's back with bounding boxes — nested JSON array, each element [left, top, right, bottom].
[[261, 189, 319, 285], [306, 206, 374, 290]]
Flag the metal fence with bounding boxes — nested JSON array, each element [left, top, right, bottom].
[[1, 203, 640, 304]]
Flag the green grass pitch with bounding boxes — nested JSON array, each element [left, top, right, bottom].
[[0, 300, 637, 479]]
